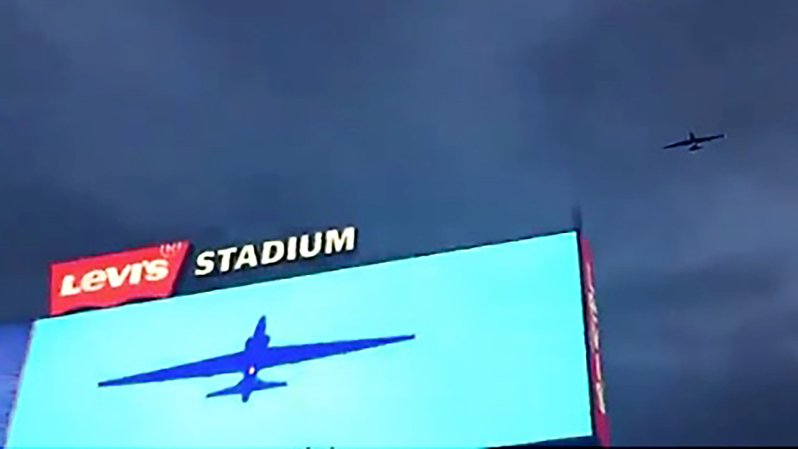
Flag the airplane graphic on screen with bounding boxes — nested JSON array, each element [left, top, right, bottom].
[[98, 316, 415, 402]]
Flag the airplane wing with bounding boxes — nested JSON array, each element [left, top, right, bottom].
[[256, 335, 415, 369], [663, 139, 690, 149], [697, 133, 725, 143], [98, 351, 247, 387], [98, 335, 414, 388]]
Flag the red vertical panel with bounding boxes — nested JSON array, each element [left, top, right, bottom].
[[580, 237, 610, 447]]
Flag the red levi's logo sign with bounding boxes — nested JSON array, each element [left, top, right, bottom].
[[49, 241, 190, 316]]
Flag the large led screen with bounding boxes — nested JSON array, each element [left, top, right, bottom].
[[6, 231, 592, 448]]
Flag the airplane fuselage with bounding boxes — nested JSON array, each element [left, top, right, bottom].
[[245, 334, 271, 352], [239, 372, 258, 403], [243, 337, 269, 374]]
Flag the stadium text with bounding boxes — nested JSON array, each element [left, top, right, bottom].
[[194, 226, 357, 277]]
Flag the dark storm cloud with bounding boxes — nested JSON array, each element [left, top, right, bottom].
[[2, 0, 798, 445], [0, 1, 181, 321], [535, 0, 798, 206], [532, 0, 798, 445], [601, 249, 798, 445], [0, 0, 585, 315]]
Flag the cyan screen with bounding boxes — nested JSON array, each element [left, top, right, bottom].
[[6, 231, 592, 448]]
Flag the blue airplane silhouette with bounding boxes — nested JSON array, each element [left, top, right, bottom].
[[98, 316, 415, 402]]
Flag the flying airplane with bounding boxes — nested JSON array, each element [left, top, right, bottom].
[[663, 131, 726, 152], [98, 316, 415, 403]]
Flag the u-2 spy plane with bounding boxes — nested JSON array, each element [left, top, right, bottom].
[[98, 316, 415, 403], [663, 131, 726, 152]]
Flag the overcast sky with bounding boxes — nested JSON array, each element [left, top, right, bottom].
[[2, 0, 798, 445]]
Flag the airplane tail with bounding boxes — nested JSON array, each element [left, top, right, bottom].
[[254, 316, 267, 338], [246, 316, 271, 352], [206, 377, 287, 401]]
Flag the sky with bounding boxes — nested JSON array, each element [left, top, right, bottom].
[[1, 0, 798, 445]]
